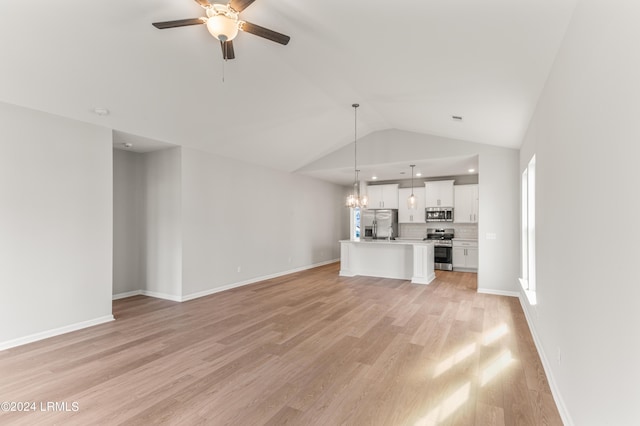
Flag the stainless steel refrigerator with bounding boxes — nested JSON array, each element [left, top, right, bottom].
[[362, 209, 398, 239]]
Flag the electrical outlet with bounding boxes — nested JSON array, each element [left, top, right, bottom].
[[288, 256, 292, 263], [557, 348, 562, 365], [237, 266, 241, 273]]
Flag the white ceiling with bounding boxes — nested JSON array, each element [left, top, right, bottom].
[[113, 130, 178, 153], [303, 155, 480, 186], [0, 0, 577, 174]]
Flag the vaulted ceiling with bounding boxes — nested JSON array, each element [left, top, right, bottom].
[[0, 0, 577, 173]]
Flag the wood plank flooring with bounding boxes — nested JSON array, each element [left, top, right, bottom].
[[0, 264, 562, 425]]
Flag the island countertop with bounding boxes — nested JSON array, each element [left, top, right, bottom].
[[339, 239, 433, 246], [339, 239, 435, 284]]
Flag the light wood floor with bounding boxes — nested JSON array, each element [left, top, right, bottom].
[[0, 264, 561, 425]]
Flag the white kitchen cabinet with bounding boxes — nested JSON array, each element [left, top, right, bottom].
[[398, 187, 426, 223], [366, 184, 399, 209], [452, 247, 466, 269], [425, 180, 454, 207], [454, 184, 479, 223], [452, 240, 478, 271], [366, 185, 383, 208]]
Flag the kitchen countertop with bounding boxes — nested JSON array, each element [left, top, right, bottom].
[[340, 239, 433, 245], [452, 238, 478, 242]]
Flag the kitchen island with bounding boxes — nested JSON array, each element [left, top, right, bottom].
[[339, 239, 435, 284]]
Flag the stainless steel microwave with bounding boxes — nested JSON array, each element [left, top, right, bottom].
[[425, 207, 454, 222]]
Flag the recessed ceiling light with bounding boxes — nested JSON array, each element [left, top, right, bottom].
[[371, 176, 378, 180], [123, 143, 133, 148], [416, 172, 422, 177], [468, 168, 475, 173], [92, 107, 110, 116]]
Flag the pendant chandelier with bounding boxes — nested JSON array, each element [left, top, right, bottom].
[[407, 164, 417, 209], [346, 103, 368, 208]]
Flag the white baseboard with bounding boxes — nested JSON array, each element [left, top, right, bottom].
[[181, 259, 340, 302], [0, 315, 115, 352], [112, 260, 341, 304], [477, 288, 520, 297], [411, 272, 436, 285], [113, 289, 181, 302], [112, 290, 142, 300], [140, 290, 182, 302], [518, 289, 573, 426]]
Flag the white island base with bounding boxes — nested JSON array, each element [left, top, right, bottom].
[[339, 240, 435, 284]]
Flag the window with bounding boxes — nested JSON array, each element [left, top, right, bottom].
[[520, 155, 536, 304], [353, 207, 361, 240]]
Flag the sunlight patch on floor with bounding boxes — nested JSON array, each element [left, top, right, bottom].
[[480, 350, 513, 386], [414, 382, 471, 426], [414, 320, 515, 423], [417, 348, 514, 424], [433, 343, 477, 378], [431, 323, 509, 379], [482, 323, 508, 346]]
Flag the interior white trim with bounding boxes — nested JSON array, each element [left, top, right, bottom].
[[112, 290, 143, 300], [476, 288, 519, 298], [0, 315, 115, 352], [111, 260, 342, 303], [518, 288, 573, 426], [140, 290, 183, 302], [181, 259, 340, 302]]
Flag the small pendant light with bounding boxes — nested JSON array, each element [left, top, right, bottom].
[[407, 164, 417, 209], [345, 103, 368, 208]]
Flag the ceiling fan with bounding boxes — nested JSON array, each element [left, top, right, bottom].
[[152, 0, 290, 60]]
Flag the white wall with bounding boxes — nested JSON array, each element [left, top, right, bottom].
[[0, 101, 113, 347], [300, 129, 520, 294], [143, 148, 182, 300], [181, 146, 345, 298], [113, 149, 145, 296], [113, 144, 344, 302], [518, 1, 640, 425]]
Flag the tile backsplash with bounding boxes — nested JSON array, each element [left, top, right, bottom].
[[399, 223, 478, 239]]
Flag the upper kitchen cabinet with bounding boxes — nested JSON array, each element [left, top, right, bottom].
[[424, 180, 454, 207], [454, 184, 479, 223], [367, 184, 399, 209], [398, 187, 426, 223]]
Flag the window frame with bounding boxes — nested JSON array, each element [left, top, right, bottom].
[[520, 155, 536, 304]]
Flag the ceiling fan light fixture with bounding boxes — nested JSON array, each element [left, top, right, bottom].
[[206, 14, 239, 41], [206, 6, 239, 41], [152, 1, 291, 60]]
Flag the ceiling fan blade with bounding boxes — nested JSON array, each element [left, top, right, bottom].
[[239, 21, 290, 45], [220, 41, 236, 60], [229, 0, 256, 12], [152, 17, 206, 29], [193, 0, 211, 7]]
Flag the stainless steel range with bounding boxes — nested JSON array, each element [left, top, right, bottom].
[[424, 228, 454, 271]]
